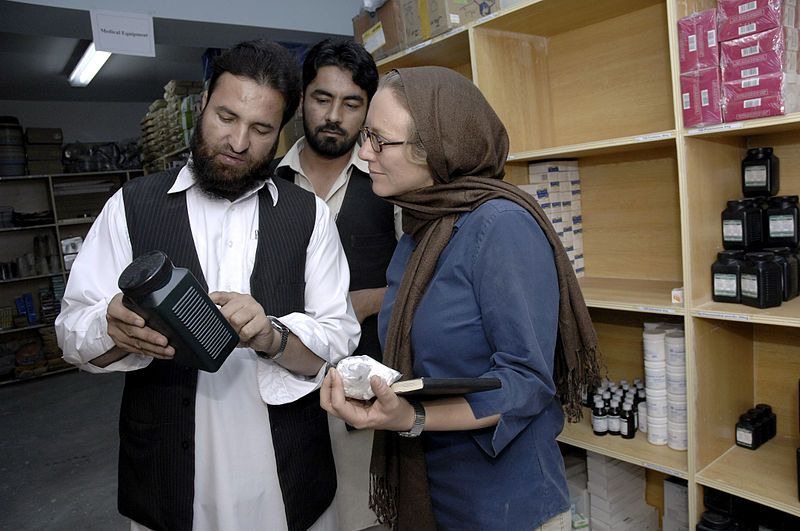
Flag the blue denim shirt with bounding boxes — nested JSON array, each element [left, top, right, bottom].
[[379, 198, 570, 530]]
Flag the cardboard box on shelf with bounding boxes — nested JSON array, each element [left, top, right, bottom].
[[353, 1, 406, 59], [429, 0, 494, 38]]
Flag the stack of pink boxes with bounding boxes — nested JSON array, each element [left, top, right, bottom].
[[719, 0, 799, 121], [679, 9, 723, 127], [679, 0, 800, 128]]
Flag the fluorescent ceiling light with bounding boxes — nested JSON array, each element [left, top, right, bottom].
[[68, 42, 111, 87]]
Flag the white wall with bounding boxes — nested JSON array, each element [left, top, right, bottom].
[[0, 100, 150, 143]]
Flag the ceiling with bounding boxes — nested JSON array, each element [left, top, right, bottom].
[[0, 0, 345, 103]]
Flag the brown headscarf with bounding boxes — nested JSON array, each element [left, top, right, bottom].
[[369, 66, 602, 530]]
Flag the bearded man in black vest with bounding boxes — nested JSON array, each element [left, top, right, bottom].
[[272, 38, 397, 531], [55, 40, 360, 531]]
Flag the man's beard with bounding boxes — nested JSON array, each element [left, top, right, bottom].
[[303, 112, 359, 159], [189, 114, 278, 201]]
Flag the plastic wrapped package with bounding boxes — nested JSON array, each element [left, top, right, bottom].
[[721, 27, 786, 82], [723, 91, 785, 121], [680, 67, 723, 127], [678, 9, 719, 74], [717, 0, 792, 43]]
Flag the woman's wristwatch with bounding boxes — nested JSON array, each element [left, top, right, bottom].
[[398, 400, 426, 438]]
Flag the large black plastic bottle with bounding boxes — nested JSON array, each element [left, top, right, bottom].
[[741, 147, 779, 197], [740, 252, 782, 309], [118, 250, 239, 372], [764, 247, 799, 301], [721, 199, 763, 251], [765, 195, 800, 248], [711, 250, 745, 303]]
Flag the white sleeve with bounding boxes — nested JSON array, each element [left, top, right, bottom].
[[257, 196, 360, 404], [54, 189, 153, 373]]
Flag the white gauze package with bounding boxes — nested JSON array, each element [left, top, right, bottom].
[[336, 355, 402, 400]]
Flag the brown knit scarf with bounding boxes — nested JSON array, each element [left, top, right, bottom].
[[369, 67, 602, 530]]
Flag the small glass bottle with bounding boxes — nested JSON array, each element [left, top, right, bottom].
[[602, 390, 612, 409], [607, 400, 621, 436], [740, 252, 782, 308], [625, 397, 638, 429], [711, 250, 745, 303], [592, 399, 608, 436], [620, 402, 636, 439], [741, 146, 779, 197], [766, 195, 800, 248]]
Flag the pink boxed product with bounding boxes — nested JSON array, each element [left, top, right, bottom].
[[718, 0, 785, 42], [678, 10, 720, 73], [723, 92, 785, 121], [723, 72, 785, 103], [678, 14, 699, 73], [721, 27, 785, 82], [681, 68, 723, 127], [696, 9, 721, 68]]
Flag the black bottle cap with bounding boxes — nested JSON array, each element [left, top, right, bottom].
[[727, 198, 752, 208], [118, 250, 173, 300], [745, 251, 775, 262], [746, 147, 773, 157], [755, 403, 773, 415], [768, 195, 799, 206], [700, 510, 733, 528], [718, 250, 745, 261]]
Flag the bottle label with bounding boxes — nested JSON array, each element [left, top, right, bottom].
[[714, 273, 737, 297], [620, 421, 629, 436], [608, 416, 620, 432], [736, 426, 753, 447], [769, 214, 796, 238], [723, 219, 743, 242], [592, 415, 607, 432], [741, 274, 758, 298], [744, 165, 767, 187]]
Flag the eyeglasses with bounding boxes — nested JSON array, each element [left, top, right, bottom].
[[360, 126, 407, 153]]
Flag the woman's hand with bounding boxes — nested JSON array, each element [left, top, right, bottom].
[[321, 367, 415, 432]]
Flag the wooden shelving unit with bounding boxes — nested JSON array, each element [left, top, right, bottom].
[[375, 0, 800, 526], [0, 169, 142, 382]]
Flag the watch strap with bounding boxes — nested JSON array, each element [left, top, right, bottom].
[[258, 316, 289, 361], [398, 400, 425, 438]]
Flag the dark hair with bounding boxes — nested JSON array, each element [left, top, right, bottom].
[[207, 39, 301, 128], [302, 38, 378, 102]]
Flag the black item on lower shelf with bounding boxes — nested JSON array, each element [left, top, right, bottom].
[[11, 210, 54, 227], [697, 510, 738, 530]]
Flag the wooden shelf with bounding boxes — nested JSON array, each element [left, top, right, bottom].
[[579, 277, 683, 314], [0, 223, 56, 232], [558, 414, 688, 478], [684, 112, 800, 138], [376, 27, 470, 76], [696, 437, 800, 518], [58, 216, 97, 226], [0, 322, 54, 335], [507, 131, 677, 162], [692, 300, 800, 328], [0, 273, 62, 285]]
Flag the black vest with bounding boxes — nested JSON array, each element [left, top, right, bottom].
[[274, 162, 396, 360], [118, 168, 336, 531]]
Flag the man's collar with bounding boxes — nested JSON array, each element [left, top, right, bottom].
[[278, 136, 369, 177]]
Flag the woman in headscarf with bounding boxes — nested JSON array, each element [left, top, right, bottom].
[[320, 66, 601, 530]]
